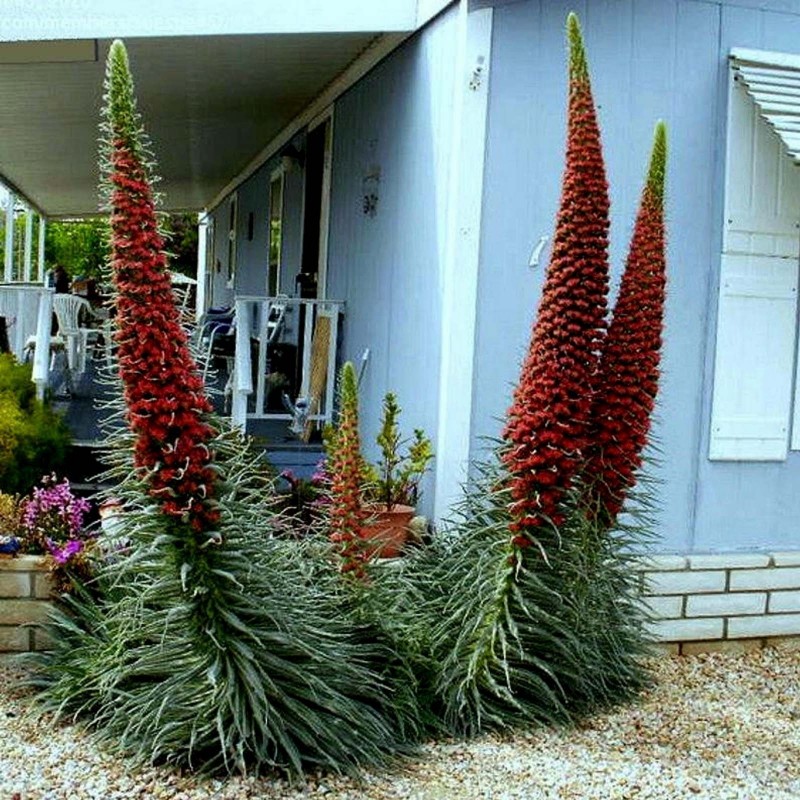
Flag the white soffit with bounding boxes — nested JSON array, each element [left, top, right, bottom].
[[731, 47, 800, 163], [0, 33, 378, 216]]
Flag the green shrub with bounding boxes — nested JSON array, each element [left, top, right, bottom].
[[0, 354, 71, 494]]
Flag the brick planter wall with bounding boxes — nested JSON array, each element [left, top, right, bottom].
[[0, 555, 53, 652], [637, 551, 800, 654]]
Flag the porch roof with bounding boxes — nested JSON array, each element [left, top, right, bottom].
[[0, 1, 451, 217]]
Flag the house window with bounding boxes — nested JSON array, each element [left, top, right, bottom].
[[268, 169, 284, 297], [709, 50, 800, 461]]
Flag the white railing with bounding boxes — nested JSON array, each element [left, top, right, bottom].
[[231, 295, 344, 432], [0, 283, 53, 397]]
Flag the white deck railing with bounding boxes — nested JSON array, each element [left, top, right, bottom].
[[231, 295, 344, 431], [0, 283, 53, 397]]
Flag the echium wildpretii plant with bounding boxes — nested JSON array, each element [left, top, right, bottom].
[[103, 40, 218, 533], [549, 121, 668, 710], [30, 40, 420, 778], [325, 361, 367, 574], [417, 12, 668, 735], [585, 121, 667, 523], [502, 11, 609, 543]]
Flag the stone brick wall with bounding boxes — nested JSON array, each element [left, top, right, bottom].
[[0, 555, 53, 652], [638, 552, 800, 654]]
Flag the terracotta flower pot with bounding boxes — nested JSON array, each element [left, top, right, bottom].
[[358, 504, 415, 559]]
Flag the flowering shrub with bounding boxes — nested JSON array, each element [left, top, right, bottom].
[[502, 12, 609, 542], [0, 492, 21, 555], [0, 355, 71, 495], [18, 475, 93, 593], [0, 491, 21, 534]]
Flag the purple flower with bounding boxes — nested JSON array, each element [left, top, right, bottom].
[[311, 459, 328, 486], [22, 475, 91, 540], [47, 538, 84, 565]]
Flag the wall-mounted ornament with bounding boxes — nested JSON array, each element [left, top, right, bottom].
[[469, 55, 486, 91], [362, 165, 381, 217]]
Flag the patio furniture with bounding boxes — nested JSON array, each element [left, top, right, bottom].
[[52, 294, 105, 374]]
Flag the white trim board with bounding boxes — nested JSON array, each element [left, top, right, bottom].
[[433, 2, 493, 521]]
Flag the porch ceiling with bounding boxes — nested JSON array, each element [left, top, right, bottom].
[[0, 32, 377, 217]]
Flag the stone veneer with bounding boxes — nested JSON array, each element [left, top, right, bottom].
[[0, 555, 53, 652], [637, 551, 800, 655]]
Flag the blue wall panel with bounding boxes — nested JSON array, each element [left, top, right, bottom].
[[234, 164, 269, 296], [327, 6, 458, 514], [228, 133, 305, 295], [475, 0, 724, 551]]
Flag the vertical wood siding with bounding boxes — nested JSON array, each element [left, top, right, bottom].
[[326, 6, 458, 514]]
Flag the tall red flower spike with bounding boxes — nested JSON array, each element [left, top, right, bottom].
[[326, 361, 366, 574], [586, 122, 667, 522], [103, 41, 218, 532], [502, 13, 610, 542]]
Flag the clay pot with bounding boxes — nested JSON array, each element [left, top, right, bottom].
[[358, 504, 415, 559]]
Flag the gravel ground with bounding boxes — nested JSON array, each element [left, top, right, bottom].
[[1, 645, 799, 800]]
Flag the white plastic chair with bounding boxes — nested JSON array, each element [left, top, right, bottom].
[[52, 294, 104, 373]]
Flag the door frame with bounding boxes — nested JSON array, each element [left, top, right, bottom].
[[305, 106, 333, 300], [268, 166, 286, 297]]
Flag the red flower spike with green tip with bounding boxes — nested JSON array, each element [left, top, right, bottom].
[[586, 122, 667, 522], [502, 12, 610, 541], [103, 40, 218, 532], [326, 361, 366, 574]]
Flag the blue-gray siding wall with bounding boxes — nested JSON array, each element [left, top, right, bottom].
[[476, 0, 800, 553], [326, 5, 458, 515], [234, 165, 269, 296], [208, 198, 232, 308]]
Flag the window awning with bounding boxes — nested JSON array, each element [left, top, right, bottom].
[[731, 47, 800, 163]]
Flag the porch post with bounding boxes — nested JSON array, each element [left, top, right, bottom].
[[4, 191, 14, 282], [433, 2, 493, 522], [32, 288, 53, 400], [23, 209, 33, 282], [37, 215, 46, 283], [231, 297, 252, 431], [195, 213, 207, 321]]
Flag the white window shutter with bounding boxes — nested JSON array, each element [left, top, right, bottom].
[[710, 68, 800, 461], [710, 254, 798, 460]]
